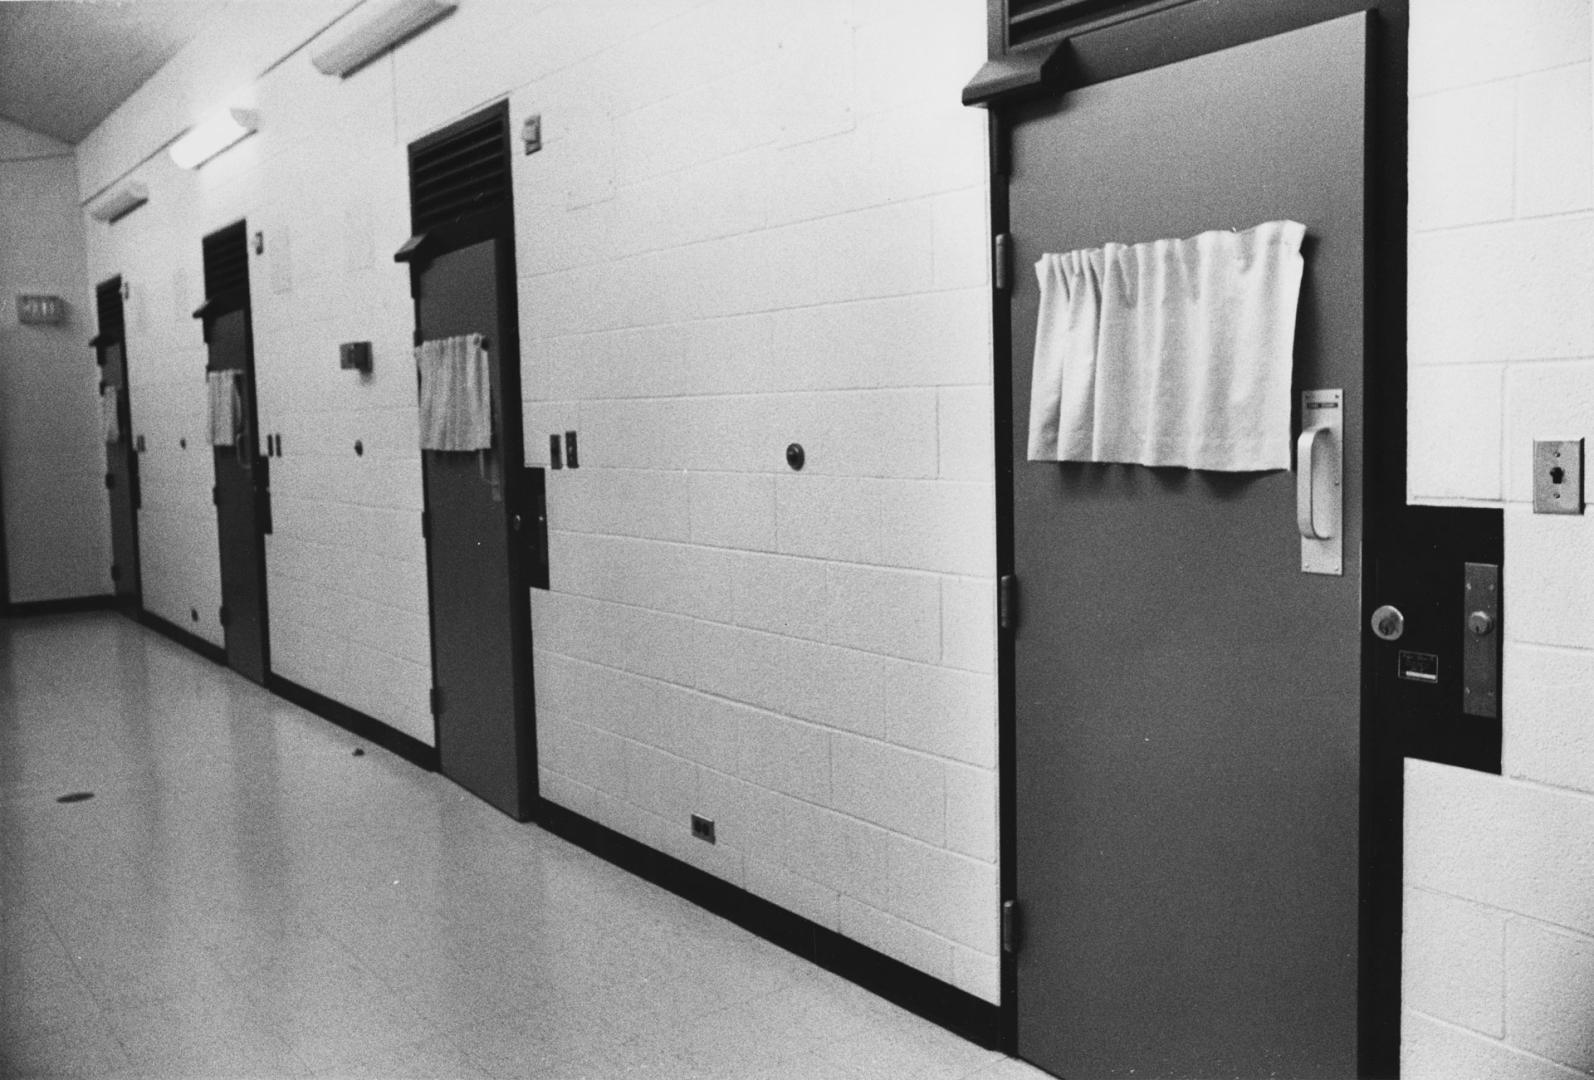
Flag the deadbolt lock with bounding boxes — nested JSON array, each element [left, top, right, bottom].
[[1370, 605, 1404, 642], [1467, 610, 1496, 637]]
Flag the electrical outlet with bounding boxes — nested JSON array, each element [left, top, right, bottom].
[[1533, 439, 1584, 515], [690, 814, 715, 844]]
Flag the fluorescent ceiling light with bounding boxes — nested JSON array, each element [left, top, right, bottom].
[[311, 0, 458, 78], [90, 182, 149, 223], [169, 108, 258, 170]]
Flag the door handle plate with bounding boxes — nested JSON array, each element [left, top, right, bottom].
[[1299, 389, 1343, 576], [1462, 562, 1500, 719]]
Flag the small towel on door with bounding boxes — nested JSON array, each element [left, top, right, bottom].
[[207, 370, 240, 447], [1027, 219, 1307, 472], [100, 386, 120, 444], [415, 333, 492, 451]]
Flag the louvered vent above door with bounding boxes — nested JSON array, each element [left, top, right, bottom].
[[1006, 0, 1166, 48], [410, 107, 509, 234], [95, 279, 124, 342], [202, 222, 250, 300]]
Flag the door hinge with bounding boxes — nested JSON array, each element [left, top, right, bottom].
[[413, 327, 424, 347], [218, 605, 229, 627], [1002, 899, 1019, 955], [998, 574, 1017, 631], [421, 511, 430, 540], [110, 563, 121, 582], [212, 486, 220, 506], [430, 686, 442, 716], [104, 473, 115, 489], [993, 233, 1012, 292]]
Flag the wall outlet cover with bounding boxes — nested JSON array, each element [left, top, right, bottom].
[[690, 814, 715, 843], [1532, 439, 1584, 515]]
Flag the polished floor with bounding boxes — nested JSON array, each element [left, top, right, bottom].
[[0, 613, 1046, 1080]]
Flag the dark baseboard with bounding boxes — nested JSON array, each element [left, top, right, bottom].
[[136, 609, 227, 664], [267, 674, 439, 772], [535, 798, 1002, 1049], [3, 594, 116, 618]]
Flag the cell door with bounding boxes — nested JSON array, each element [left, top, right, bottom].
[[402, 103, 536, 820], [197, 223, 270, 685], [95, 278, 140, 606], [1005, 12, 1371, 1079]]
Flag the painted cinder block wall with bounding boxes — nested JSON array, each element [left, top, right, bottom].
[[1404, 0, 1594, 1076], [0, 119, 108, 606], [77, 0, 1000, 998]]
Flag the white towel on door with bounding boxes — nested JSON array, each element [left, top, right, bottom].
[[415, 333, 492, 452], [101, 385, 120, 444], [1027, 219, 1306, 472], [207, 370, 239, 447]]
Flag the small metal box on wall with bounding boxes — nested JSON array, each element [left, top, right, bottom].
[[16, 294, 66, 325], [339, 341, 372, 372]]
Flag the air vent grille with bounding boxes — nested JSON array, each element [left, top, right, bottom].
[[1007, 0, 1145, 46], [95, 280, 124, 341], [411, 111, 508, 233], [202, 223, 249, 300]]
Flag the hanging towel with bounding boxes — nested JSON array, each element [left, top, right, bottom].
[[100, 386, 120, 444], [207, 370, 240, 447], [415, 333, 493, 452], [1027, 219, 1307, 472]]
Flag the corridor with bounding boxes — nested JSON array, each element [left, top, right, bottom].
[[0, 612, 1041, 1080]]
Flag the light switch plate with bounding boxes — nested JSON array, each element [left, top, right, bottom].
[[1532, 439, 1584, 514]]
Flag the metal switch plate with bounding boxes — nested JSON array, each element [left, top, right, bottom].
[[1532, 439, 1584, 514], [1462, 562, 1500, 719]]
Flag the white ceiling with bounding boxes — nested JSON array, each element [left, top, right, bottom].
[[0, 1, 231, 145]]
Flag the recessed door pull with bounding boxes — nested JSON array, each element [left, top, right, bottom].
[[1298, 389, 1344, 576], [1296, 425, 1334, 540]]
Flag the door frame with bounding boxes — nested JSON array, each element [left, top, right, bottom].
[[400, 100, 538, 819], [973, 1, 1500, 1073], [94, 274, 142, 610]]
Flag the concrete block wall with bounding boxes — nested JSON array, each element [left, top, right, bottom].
[[1405, 1, 1594, 1075], [75, 0, 999, 996], [485, 0, 1002, 1001], [0, 119, 108, 605]]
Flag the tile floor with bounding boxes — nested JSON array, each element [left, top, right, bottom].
[[1, 613, 1050, 1080]]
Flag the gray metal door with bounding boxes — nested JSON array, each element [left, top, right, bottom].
[[102, 340, 140, 604], [416, 238, 534, 818], [1009, 14, 1367, 1078], [208, 308, 269, 684]]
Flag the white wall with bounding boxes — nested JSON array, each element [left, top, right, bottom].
[[1404, 1, 1594, 1075], [0, 118, 109, 605], [78, 0, 999, 997]]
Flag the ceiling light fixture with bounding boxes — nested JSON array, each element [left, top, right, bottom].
[[90, 182, 149, 223], [169, 108, 258, 170], [310, 0, 458, 78]]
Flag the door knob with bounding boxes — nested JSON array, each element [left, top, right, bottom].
[[1370, 605, 1404, 642], [1467, 610, 1495, 637]]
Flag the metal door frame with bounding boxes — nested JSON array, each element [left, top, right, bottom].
[[401, 100, 538, 819], [972, 2, 1499, 1073], [196, 220, 271, 682], [94, 275, 142, 610]]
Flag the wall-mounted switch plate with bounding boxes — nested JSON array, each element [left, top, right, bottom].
[[690, 814, 715, 844], [522, 114, 542, 155], [549, 434, 562, 469], [1532, 439, 1584, 514], [564, 430, 578, 469]]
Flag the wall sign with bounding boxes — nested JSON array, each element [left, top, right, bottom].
[[16, 294, 65, 325]]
